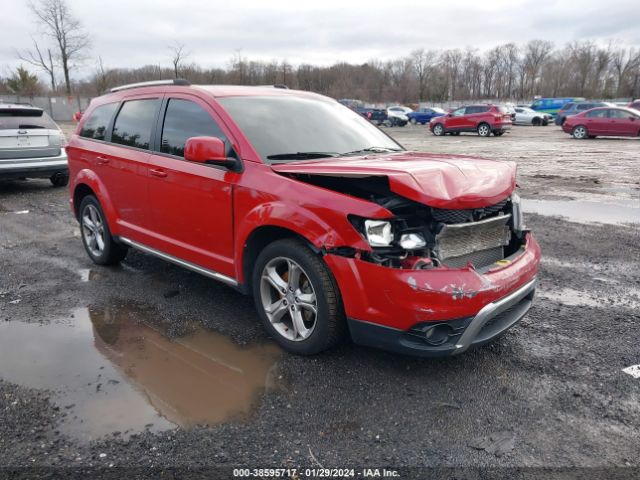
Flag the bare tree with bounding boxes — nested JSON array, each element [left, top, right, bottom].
[[16, 38, 56, 91], [411, 49, 438, 102], [611, 46, 640, 96], [442, 49, 463, 100], [28, 0, 90, 95], [91, 56, 111, 94], [168, 42, 190, 78]]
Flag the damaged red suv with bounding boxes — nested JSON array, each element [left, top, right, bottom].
[[67, 80, 540, 357]]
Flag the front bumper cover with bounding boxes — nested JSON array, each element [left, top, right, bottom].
[[348, 277, 537, 357]]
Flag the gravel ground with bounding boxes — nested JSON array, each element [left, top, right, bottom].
[[0, 124, 639, 479]]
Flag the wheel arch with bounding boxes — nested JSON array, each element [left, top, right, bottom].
[[72, 169, 118, 229], [240, 225, 321, 295]]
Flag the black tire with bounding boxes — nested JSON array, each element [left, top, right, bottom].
[[588, 135, 597, 139], [78, 195, 127, 265], [252, 238, 346, 355], [572, 125, 588, 139], [50, 172, 69, 187], [432, 123, 445, 136], [477, 122, 491, 137], [494, 131, 505, 136], [532, 117, 541, 126]]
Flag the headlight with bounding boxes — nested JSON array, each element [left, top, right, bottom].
[[511, 193, 526, 231], [399, 233, 426, 249], [364, 220, 393, 247]]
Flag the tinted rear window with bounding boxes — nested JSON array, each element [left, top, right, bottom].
[[79, 103, 118, 140], [0, 108, 58, 130], [111, 99, 161, 150]]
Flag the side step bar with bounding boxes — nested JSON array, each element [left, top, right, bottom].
[[119, 237, 238, 287]]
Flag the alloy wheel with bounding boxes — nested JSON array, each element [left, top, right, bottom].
[[260, 257, 318, 342], [82, 204, 105, 257]]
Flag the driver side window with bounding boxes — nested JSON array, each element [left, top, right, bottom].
[[160, 98, 231, 158]]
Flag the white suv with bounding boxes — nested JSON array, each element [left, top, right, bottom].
[[0, 104, 68, 186]]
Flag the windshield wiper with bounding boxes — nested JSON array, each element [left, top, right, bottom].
[[340, 146, 403, 156], [267, 151, 340, 161]]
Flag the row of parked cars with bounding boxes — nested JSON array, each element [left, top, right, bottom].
[[344, 98, 640, 139]]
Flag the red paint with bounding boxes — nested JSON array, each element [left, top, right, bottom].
[[68, 84, 540, 337], [563, 107, 640, 137], [429, 104, 512, 135], [271, 153, 516, 209]]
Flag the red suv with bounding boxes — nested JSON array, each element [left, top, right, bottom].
[[430, 104, 512, 137], [67, 80, 540, 357]]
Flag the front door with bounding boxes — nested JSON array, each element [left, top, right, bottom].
[[146, 95, 238, 279]]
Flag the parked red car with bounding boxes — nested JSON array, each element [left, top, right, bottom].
[[67, 80, 540, 357], [562, 107, 640, 139], [429, 104, 512, 137]]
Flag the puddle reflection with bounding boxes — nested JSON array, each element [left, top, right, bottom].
[[0, 304, 282, 440]]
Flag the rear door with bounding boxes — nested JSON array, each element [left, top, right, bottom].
[[95, 96, 161, 237], [146, 94, 237, 278]]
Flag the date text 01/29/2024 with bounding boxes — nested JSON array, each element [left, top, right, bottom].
[[232, 468, 400, 477]]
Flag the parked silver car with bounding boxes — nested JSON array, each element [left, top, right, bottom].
[[514, 107, 552, 126], [0, 104, 68, 186]]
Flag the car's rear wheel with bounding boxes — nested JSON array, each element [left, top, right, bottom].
[[494, 131, 505, 136], [253, 238, 346, 355], [572, 125, 588, 139], [432, 123, 445, 136], [79, 195, 127, 265], [532, 117, 541, 126], [50, 172, 69, 187], [477, 123, 491, 137], [410, 118, 417, 125]]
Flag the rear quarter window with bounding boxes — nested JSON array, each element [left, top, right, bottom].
[[79, 103, 119, 140]]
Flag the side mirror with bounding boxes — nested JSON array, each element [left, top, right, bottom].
[[630, 116, 637, 121], [184, 136, 241, 172]]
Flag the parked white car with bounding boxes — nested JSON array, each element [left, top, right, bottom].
[[514, 107, 552, 126], [0, 104, 68, 186], [386, 106, 411, 126]]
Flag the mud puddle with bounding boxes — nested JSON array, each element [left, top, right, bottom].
[[522, 198, 639, 225], [0, 303, 282, 441]]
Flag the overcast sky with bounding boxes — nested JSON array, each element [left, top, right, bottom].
[[1, 0, 639, 80]]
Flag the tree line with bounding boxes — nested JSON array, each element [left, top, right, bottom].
[[2, 0, 639, 103]]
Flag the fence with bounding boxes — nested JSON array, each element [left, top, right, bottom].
[[0, 95, 93, 122]]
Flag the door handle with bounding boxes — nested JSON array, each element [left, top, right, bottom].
[[96, 156, 109, 165], [150, 168, 168, 178]]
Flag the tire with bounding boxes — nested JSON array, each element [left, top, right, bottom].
[[532, 117, 541, 126], [477, 123, 491, 137], [78, 195, 128, 265], [50, 172, 69, 187], [410, 118, 417, 125], [572, 125, 588, 139], [588, 135, 596, 139], [558, 117, 566, 126], [432, 123, 445, 136], [494, 131, 504, 136], [252, 238, 346, 355], [452, 132, 460, 136]]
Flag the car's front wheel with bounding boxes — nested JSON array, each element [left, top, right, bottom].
[[253, 238, 346, 355], [432, 123, 445, 136], [79, 195, 128, 265], [572, 125, 588, 139]]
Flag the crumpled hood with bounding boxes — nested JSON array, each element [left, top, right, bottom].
[[271, 152, 516, 209]]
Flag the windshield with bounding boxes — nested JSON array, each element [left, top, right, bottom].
[[0, 108, 58, 130], [217, 95, 402, 163]]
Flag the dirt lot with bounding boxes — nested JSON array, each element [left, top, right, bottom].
[[0, 124, 639, 478]]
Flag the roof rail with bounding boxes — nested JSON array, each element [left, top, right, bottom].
[[110, 79, 191, 93]]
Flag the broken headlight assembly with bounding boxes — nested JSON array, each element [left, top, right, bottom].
[[363, 219, 394, 247]]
